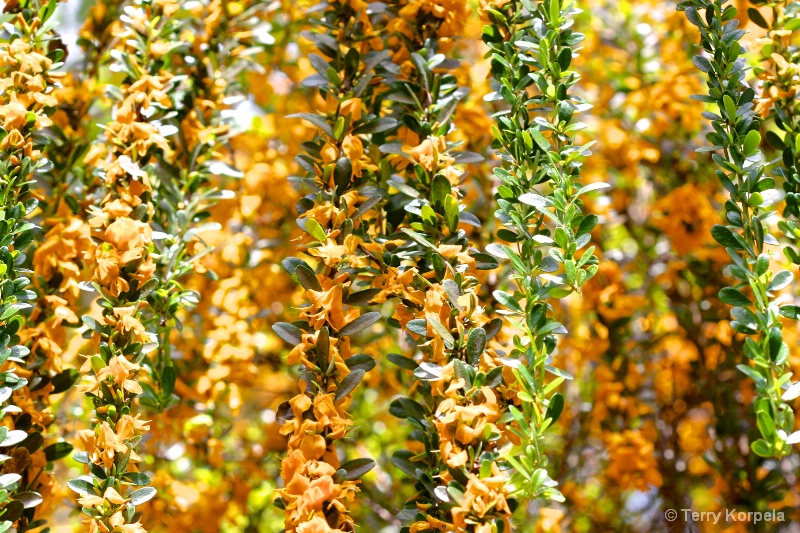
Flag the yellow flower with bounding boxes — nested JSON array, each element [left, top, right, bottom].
[[604, 430, 663, 490], [652, 184, 717, 255], [78, 422, 128, 469]]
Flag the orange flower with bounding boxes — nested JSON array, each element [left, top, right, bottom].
[[302, 282, 360, 332], [78, 422, 127, 469]]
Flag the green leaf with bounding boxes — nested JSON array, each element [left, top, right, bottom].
[[304, 218, 327, 242], [780, 305, 800, 319], [333, 116, 346, 141], [768, 270, 793, 292], [272, 322, 302, 345], [787, 17, 800, 31], [388, 353, 417, 370], [344, 288, 381, 306], [406, 319, 428, 336], [545, 365, 573, 380], [339, 457, 376, 480], [718, 287, 750, 307], [43, 442, 73, 462], [161, 365, 176, 399], [421, 204, 437, 226], [531, 128, 550, 152], [72, 452, 90, 464], [755, 254, 769, 276], [783, 382, 800, 401], [747, 7, 769, 29], [575, 182, 610, 196], [465, 328, 486, 366], [295, 263, 322, 291], [2, 501, 23, 523], [692, 55, 712, 73], [549, 0, 561, 26], [444, 195, 460, 233], [545, 392, 564, 425], [391, 451, 419, 479], [129, 487, 157, 506], [493, 290, 523, 313], [452, 361, 470, 391], [743, 129, 761, 155], [756, 409, 776, 440], [482, 24, 502, 43], [0, 430, 27, 447], [750, 438, 773, 457], [122, 472, 152, 486], [485, 366, 504, 388], [50, 369, 79, 394], [472, 252, 498, 270], [731, 306, 757, 329], [345, 353, 376, 373], [288, 113, 334, 137], [317, 326, 330, 364], [0, 474, 20, 490], [427, 315, 455, 347], [0, 304, 25, 322], [281, 257, 310, 275], [723, 94, 737, 122], [442, 279, 461, 309], [431, 175, 451, 209], [67, 479, 95, 495], [737, 364, 766, 385], [576, 214, 598, 237], [335, 369, 366, 402], [338, 312, 381, 336], [81, 315, 103, 333], [401, 228, 438, 250], [768, 327, 782, 362], [710, 225, 743, 250], [502, 245, 528, 276], [13, 491, 42, 509], [518, 193, 547, 208]]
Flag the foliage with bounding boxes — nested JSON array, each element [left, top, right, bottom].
[[483, 0, 600, 501], [681, 0, 799, 459], [0, 0, 796, 532]]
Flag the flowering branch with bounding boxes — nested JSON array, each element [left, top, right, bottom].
[[70, 1, 190, 530], [270, 1, 393, 530], [371, 3, 521, 531], [0, 0, 66, 529], [138, 0, 266, 414]]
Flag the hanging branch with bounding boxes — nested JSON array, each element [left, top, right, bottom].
[[15, 3, 126, 531], [139, 0, 266, 414], [369, 2, 522, 531], [681, 0, 800, 458], [749, 2, 800, 267], [482, 0, 601, 500], [70, 0, 189, 530], [0, 0, 65, 529], [270, 1, 394, 530]]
